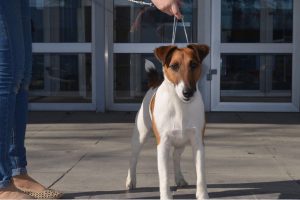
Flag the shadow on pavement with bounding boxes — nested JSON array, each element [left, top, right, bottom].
[[207, 180, 300, 199], [63, 180, 300, 199]]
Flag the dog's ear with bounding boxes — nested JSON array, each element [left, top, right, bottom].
[[187, 44, 210, 62], [154, 45, 177, 65]]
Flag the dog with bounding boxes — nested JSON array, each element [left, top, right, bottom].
[[126, 44, 210, 200]]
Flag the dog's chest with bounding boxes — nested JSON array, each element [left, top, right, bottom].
[[153, 87, 205, 146]]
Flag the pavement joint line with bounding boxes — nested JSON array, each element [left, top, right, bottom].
[[47, 134, 105, 189], [95, 137, 104, 145], [48, 152, 88, 188]]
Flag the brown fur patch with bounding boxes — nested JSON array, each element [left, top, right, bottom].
[[182, 48, 202, 89], [163, 65, 179, 85], [154, 46, 177, 65], [187, 44, 210, 62], [150, 94, 160, 145], [164, 48, 202, 89], [148, 80, 162, 89], [147, 70, 162, 88]]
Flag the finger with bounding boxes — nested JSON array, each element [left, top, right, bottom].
[[171, 3, 182, 19], [174, 12, 182, 20]]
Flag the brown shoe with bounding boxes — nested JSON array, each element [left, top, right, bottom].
[[0, 182, 32, 199]]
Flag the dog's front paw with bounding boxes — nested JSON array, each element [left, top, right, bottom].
[[196, 191, 209, 200], [125, 175, 136, 190], [175, 178, 189, 188], [160, 194, 173, 200]]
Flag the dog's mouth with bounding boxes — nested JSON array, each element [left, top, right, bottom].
[[181, 96, 193, 103]]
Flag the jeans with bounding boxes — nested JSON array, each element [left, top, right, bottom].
[[0, 0, 32, 189]]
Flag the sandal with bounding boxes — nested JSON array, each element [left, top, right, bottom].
[[21, 189, 63, 199]]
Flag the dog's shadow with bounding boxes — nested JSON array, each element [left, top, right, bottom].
[[63, 180, 300, 199]]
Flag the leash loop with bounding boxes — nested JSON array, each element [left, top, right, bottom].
[[172, 16, 178, 44], [171, 16, 189, 44]]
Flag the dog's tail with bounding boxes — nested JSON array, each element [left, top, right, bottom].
[[145, 59, 162, 89]]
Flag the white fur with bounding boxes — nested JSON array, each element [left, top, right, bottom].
[[145, 59, 156, 73], [126, 76, 208, 200], [175, 80, 187, 102]]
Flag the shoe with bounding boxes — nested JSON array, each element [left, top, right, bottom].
[[21, 189, 63, 199], [13, 174, 63, 199]]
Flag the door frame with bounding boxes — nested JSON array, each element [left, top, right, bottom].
[[210, 0, 300, 112]]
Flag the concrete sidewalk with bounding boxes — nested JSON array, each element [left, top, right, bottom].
[[26, 112, 300, 199]]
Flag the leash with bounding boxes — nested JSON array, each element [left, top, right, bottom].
[[128, 0, 189, 44], [128, 0, 155, 7], [172, 16, 189, 44]]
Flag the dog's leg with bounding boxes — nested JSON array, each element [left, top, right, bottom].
[[157, 139, 172, 200], [173, 147, 188, 187], [126, 125, 149, 190], [191, 135, 209, 200]]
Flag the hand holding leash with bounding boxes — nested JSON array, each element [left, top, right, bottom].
[[128, 0, 182, 19], [151, 0, 182, 19]]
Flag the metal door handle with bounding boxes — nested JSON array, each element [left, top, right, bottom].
[[207, 69, 218, 81]]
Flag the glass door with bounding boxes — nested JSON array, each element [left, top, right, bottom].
[[29, 0, 95, 110], [211, 0, 300, 112]]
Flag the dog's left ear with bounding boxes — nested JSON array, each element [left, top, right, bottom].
[[187, 44, 210, 62], [154, 45, 177, 65]]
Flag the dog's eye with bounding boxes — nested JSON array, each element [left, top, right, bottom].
[[169, 63, 179, 71], [190, 62, 198, 70]]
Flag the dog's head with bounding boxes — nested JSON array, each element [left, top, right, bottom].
[[154, 44, 209, 103]]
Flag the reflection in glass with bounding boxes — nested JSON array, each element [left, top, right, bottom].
[[30, 0, 92, 43], [114, 0, 196, 43], [221, 0, 293, 43], [221, 54, 292, 102], [114, 54, 162, 103], [30, 54, 92, 103]]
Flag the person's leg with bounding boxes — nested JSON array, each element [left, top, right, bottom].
[[10, 0, 46, 193], [9, 0, 30, 177], [0, 1, 31, 198], [0, 0, 19, 190]]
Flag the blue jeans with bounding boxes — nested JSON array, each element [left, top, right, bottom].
[[0, 0, 32, 189]]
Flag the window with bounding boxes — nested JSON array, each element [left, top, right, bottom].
[[30, 0, 92, 104]]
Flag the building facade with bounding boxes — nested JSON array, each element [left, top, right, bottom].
[[29, 0, 300, 112]]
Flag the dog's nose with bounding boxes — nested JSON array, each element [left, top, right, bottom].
[[183, 88, 194, 99]]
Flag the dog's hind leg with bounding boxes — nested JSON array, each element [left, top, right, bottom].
[[126, 124, 150, 190], [126, 89, 154, 190], [173, 147, 188, 187]]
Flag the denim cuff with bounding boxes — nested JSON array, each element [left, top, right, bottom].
[[12, 167, 27, 177], [0, 179, 11, 189]]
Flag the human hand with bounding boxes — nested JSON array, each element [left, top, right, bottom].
[[151, 0, 182, 19]]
